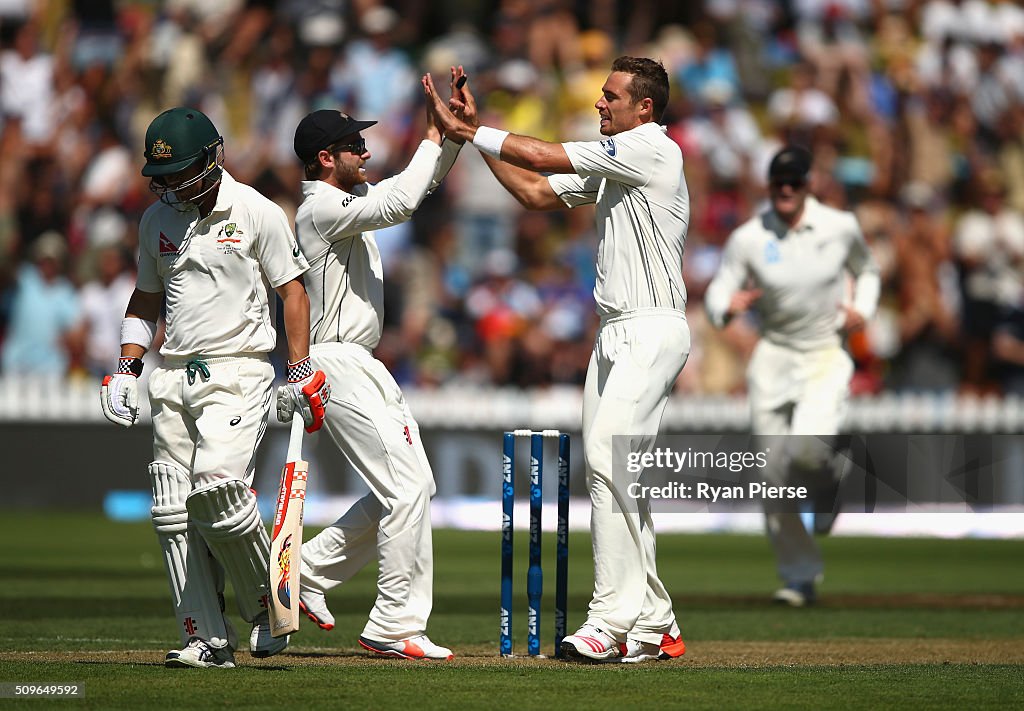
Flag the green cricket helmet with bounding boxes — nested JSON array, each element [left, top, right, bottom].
[[143, 107, 225, 210]]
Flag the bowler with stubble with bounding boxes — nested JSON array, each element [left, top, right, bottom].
[[705, 146, 880, 606], [424, 58, 689, 663]]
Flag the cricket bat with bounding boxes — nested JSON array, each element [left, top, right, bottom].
[[269, 413, 308, 637]]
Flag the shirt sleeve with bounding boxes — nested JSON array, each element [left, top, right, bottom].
[[844, 214, 881, 320], [561, 130, 654, 187], [314, 140, 443, 242], [254, 201, 309, 289], [135, 213, 164, 293], [705, 231, 750, 329], [428, 138, 462, 194], [547, 173, 601, 208]]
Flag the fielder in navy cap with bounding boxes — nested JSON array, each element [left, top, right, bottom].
[[705, 140, 880, 611], [768, 145, 812, 183], [293, 110, 377, 164]]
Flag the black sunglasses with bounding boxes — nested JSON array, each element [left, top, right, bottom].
[[770, 176, 807, 189], [328, 137, 367, 155]]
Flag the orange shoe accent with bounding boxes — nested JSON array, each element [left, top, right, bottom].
[[358, 637, 424, 659], [299, 601, 334, 630], [358, 635, 454, 660], [659, 634, 686, 659], [402, 639, 425, 657]]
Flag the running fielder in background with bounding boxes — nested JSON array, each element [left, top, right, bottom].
[[424, 58, 689, 663], [283, 76, 463, 660], [705, 146, 880, 606], [100, 107, 330, 668]]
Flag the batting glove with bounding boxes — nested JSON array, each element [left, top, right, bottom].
[[277, 357, 330, 432], [100, 357, 142, 427]]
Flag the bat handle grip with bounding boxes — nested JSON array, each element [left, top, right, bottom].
[[288, 412, 305, 459]]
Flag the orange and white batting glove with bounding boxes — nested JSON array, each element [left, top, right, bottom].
[[100, 357, 143, 427], [277, 357, 330, 432]]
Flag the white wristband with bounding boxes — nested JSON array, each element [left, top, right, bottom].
[[121, 317, 157, 349], [472, 126, 509, 159]]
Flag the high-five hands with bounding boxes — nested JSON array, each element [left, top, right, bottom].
[[421, 73, 468, 142]]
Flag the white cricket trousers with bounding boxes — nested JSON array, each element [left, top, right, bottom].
[[748, 339, 853, 585], [582, 309, 690, 644], [151, 354, 274, 482], [301, 342, 437, 641]]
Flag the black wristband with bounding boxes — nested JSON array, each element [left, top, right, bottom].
[[117, 357, 144, 378]]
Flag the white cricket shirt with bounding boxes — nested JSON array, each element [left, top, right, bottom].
[[136, 171, 309, 357], [547, 122, 689, 316], [705, 196, 881, 351], [295, 139, 452, 349]]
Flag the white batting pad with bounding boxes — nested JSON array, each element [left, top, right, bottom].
[[187, 478, 272, 622], [149, 461, 233, 649]]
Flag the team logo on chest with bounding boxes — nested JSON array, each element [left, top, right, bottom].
[[600, 138, 616, 156], [216, 222, 245, 254], [764, 240, 781, 264]]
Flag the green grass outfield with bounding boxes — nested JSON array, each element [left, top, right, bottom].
[[1, 513, 1022, 710]]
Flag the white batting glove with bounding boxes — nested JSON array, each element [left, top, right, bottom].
[[276, 357, 330, 432], [100, 357, 143, 427]]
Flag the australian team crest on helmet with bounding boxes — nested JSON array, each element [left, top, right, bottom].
[[151, 139, 173, 160]]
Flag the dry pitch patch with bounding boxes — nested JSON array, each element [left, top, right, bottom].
[[4, 639, 1023, 669]]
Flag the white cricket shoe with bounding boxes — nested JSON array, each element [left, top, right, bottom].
[[165, 638, 236, 669], [299, 585, 335, 630], [560, 624, 622, 662], [620, 623, 687, 663], [250, 611, 289, 658], [358, 634, 454, 660], [773, 581, 817, 607]]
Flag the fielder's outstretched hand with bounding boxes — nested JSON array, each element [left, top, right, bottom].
[[422, 73, 466, 141], [450, 65, 478, 126], [446, 65, 479, 140]]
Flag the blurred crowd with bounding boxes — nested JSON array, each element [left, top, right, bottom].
[[2, 0, 1024, 397]]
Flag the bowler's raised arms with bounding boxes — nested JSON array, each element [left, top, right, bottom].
[[422, 73, 573, 174]]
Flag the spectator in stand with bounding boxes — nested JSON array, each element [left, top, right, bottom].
[[1, 231, 81, 376], [74, 244, 137, 378], [684, 79, 764, 190], [0, 19, 56, 150], [525, 0, 580, 73], [796, 2, 871, 120], [954, 169, 1024, 394], [903, 87, 958, 197], [888, 183, 960, 391], [464, 248, 542, 385], [561, 30, 615, 141], [331, 5, 416, 175], [766, 60, 839, 148], [678, 21, 740, 103]]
